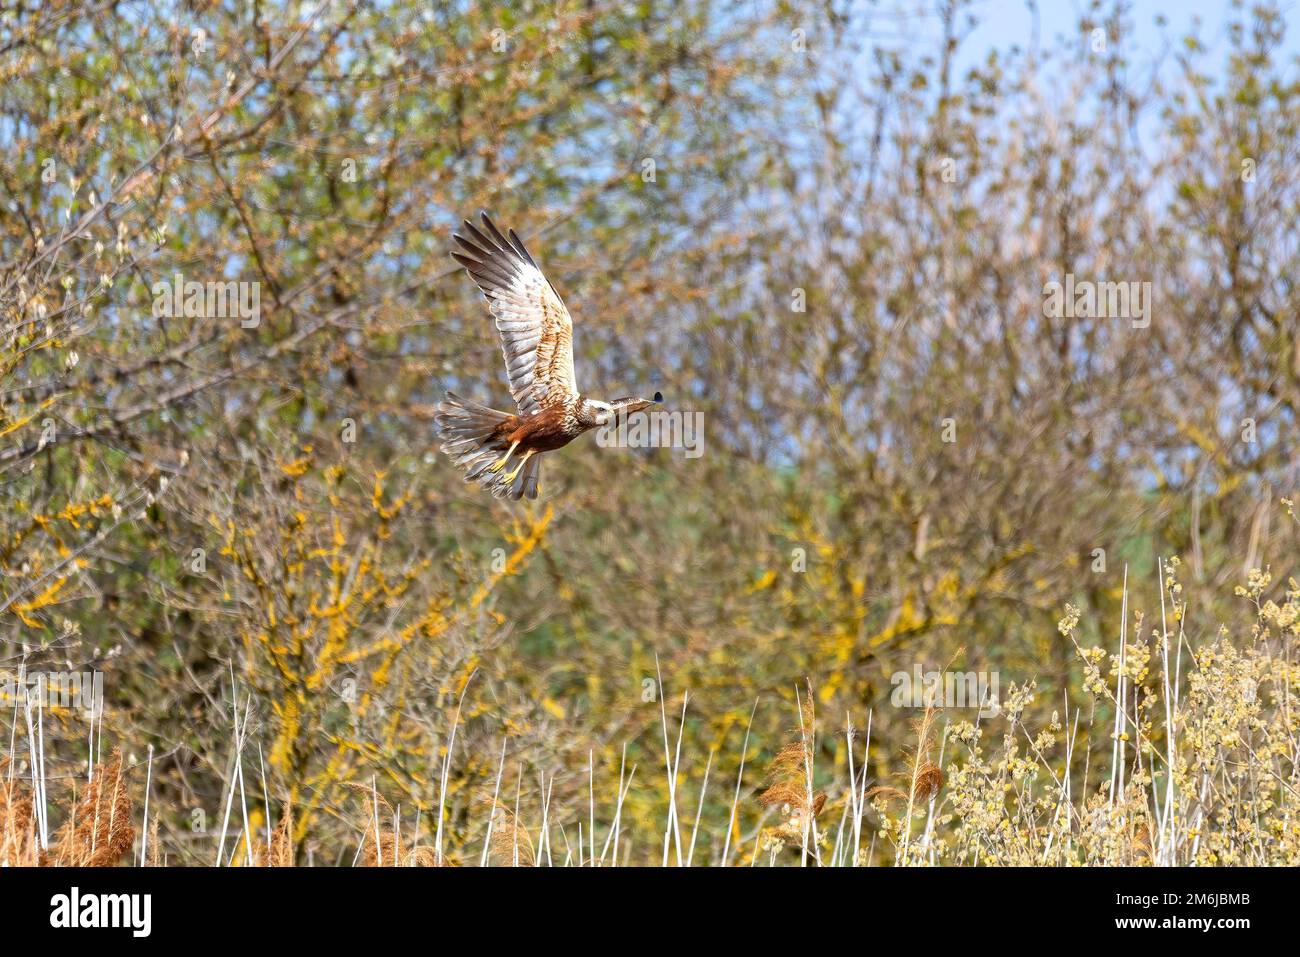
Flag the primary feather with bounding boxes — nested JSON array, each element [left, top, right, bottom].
[[451, 212, 578, 416]]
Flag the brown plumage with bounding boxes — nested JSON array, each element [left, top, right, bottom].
[[436, 212, 661, 500]]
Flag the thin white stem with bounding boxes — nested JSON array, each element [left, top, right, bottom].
[[721, 698, 759, 867], [139, 744, 154, 865], [435, 668, 476, 867], [686, 748, 714, 867], [480, 736, 507, 867]]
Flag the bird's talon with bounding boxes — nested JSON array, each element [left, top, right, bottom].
[[488, 440, 520, 473], [500, 450, 534, 485]]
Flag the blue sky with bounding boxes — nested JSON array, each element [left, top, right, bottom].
[[880, 0, 1300, 73], [841, 0, 1300, 172], [995, 0, 1294, 57]]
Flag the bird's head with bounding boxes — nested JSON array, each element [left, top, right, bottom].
[[582, 392, 662, 427], [607, 391, 663, 421]]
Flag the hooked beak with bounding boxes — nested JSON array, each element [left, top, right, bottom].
[[611, 392, 663, 417]]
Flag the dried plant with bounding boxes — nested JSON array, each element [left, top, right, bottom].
[[758, 688, 827, 861], [347, 782, 447, 867], [50, 750, 134, 867], [486, 808, 536, 867], [262, 806, 295, 868], [0, 760, 40, 866]]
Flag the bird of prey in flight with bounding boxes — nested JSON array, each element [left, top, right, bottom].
[[436, 212, 661, 500]]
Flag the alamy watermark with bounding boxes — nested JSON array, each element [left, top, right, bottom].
[[50, 887, 151, 937], [595, 409, 705, 459], [891, 664, 999, 719], [0, 669, 103, 716], [152, 272, 261, 328], [1042, 273, 1151, 329]]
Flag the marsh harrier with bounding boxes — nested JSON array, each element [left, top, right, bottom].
[[436, 212, 661, 500]]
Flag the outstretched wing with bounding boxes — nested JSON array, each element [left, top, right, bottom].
[[451, 212, 577, 416]]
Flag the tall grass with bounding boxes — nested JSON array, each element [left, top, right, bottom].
[[2, 555, 1297, 866]]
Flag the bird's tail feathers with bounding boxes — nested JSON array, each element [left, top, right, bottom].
[[435, 392, 536, 500]]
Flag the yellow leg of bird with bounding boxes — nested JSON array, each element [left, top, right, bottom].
[[487, 440, 519, 473], [500, 449, 534, 485]]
